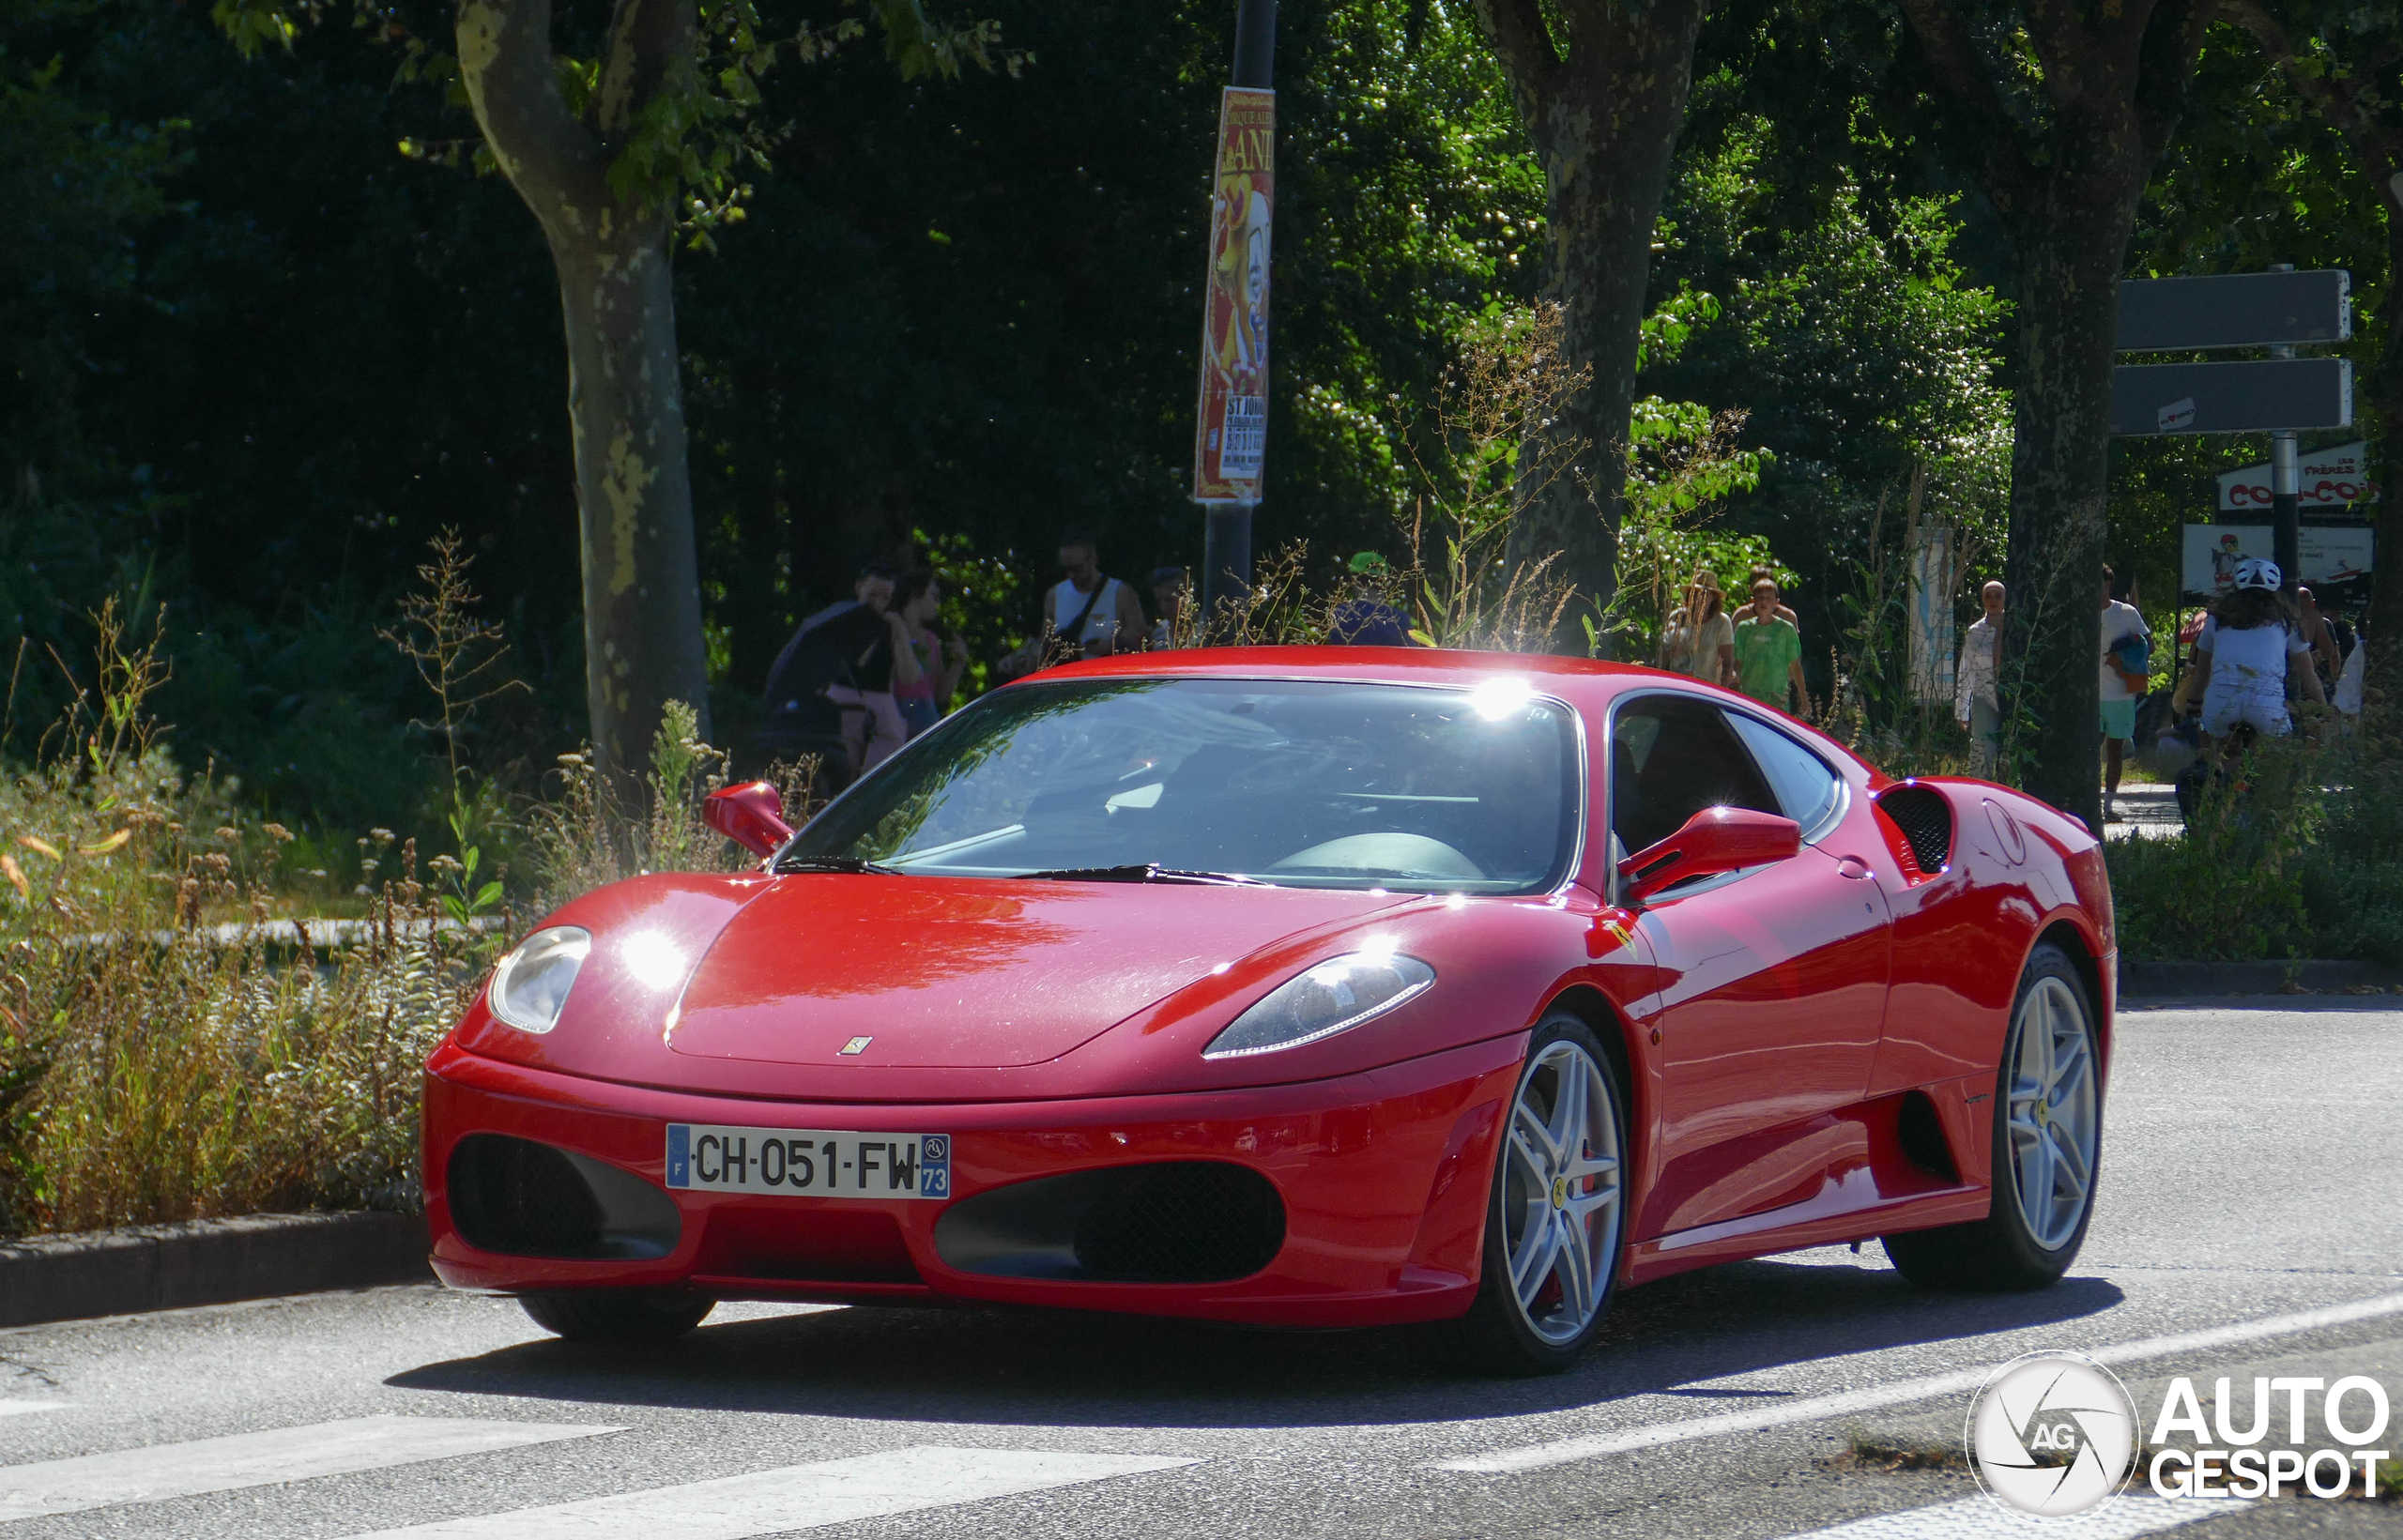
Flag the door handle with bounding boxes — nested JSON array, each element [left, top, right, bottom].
[[1836, 855, 1874, 880]]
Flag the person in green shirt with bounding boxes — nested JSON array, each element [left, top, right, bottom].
[[1732, 578, 1809, 718]]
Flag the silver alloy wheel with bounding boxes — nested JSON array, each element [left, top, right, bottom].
[[2006, 974, 2099, 1250], [1503, 1039, 1622, 1345]]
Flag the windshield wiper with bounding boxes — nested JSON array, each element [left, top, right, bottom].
[[773, 854, 903, 876], [1012, 863, 1263, 886]]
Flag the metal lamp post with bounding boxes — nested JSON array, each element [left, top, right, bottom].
[[1193, 0, 1278, 636]]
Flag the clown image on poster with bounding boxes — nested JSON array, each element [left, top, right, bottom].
[[1192, 87, 1275, 501]]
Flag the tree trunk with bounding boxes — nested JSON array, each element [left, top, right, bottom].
[[2369, 210, 2403, 724], [1896, 0, 2212, 825], [555, 224, 712, 786], [1475, 0, 1707, 655], [1996, 222, 2129, 831], [455, 0, 712, 795]]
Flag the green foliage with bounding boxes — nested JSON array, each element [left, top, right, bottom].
[[0, 610, 498, 1233], [1639, 116, 2013, 697], [2108, 735, 2326, 961]]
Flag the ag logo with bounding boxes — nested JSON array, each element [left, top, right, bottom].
[[1967, 1351, 2137, 1518]]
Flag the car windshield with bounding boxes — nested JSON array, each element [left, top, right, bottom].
[[786, 677, 1581, 892]]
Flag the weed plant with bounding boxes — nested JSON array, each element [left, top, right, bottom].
[[0, 571, 792, 1235]]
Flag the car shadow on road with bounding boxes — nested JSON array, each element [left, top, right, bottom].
[[384, 1258, 2122, 1430]]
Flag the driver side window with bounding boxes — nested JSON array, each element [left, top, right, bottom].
[[1609, 694, 1783, 858]]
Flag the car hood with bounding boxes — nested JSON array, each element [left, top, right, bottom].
[[662, 877, 1412, 1069]]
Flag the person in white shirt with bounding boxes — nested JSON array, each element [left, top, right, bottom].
[[1954, 580, 2004, 775], [2170, 557, 2326, 753], [1000, 532, 1150, 678], [2098, 567, 2150, 823]]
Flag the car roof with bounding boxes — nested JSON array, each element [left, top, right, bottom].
[[1028, 645, 1649, 687], [1018, 647, 1881, 782]]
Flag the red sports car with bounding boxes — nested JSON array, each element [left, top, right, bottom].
[[424, 648, 2113, 1373]]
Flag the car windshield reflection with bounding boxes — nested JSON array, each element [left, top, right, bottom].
[[785, 678, 1580, 893]]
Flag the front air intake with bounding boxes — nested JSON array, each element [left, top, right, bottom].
[[447, 1134, 681, 1260], [1877, 784, 1954, 877], [934, 1161, 1286, 1283]]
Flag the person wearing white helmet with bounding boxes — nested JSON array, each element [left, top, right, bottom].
[[2171, 557, 2326, 747]]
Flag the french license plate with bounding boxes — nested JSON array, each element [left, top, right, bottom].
[[665, 1124, 951, 1199]]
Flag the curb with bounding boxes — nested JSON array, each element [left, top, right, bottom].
[[0, 1212, 432, 1329], [2119, 957, 2403, 999]]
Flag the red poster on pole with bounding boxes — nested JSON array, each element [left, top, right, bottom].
[[1192, 86, 1275, 503]]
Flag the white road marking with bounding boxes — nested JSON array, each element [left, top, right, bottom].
[[0, 1414, 618, 1521], [339, 1446, 1200, 1540], [0, 1404, 58, 1419], [1777, 1495, 2252, 1539], [1436, 1288, 2403, 1473]]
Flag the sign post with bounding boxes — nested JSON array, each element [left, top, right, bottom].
[[2113, 267, 2352, 597], [1192, 0, 1277, 636]]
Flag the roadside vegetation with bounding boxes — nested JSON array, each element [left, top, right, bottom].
[[0, 556, 766, 1239], [2107, 722, 2403, 965]]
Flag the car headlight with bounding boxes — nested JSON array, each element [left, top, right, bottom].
[[486, 925, 591, 1033], [1202, 950, 1435, 1059]]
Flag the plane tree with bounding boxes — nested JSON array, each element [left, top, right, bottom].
[[208, 0, 1009, 790]]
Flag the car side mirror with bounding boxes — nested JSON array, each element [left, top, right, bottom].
[[703, 781, 795, 858], [1618, 806, 1801, 904]]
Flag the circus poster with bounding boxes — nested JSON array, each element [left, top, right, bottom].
[[1192, 87, 1275, 503]]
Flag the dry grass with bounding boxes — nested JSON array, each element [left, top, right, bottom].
[[0, 593, 795, 1237]]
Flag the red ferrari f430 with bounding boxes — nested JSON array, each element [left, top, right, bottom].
[[424, 649, 2113, 1373]]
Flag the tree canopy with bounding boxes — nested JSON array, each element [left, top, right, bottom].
[[5, 0, 2400, 840]]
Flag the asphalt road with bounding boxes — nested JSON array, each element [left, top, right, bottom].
[[0, 999, 2397, 1539]]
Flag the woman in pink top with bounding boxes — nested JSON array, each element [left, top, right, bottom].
[[887, 572, 969, 739]]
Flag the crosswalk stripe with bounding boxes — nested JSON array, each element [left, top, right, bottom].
[[1772, 1494, 2253, 1538], [1434, 1288, 2403, 1473], [339, 1445, 1201, 1540], [0, 1414, 619, 1521]]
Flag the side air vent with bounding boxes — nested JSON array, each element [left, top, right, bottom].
[[934, 1161, 1286, 1283], [1877, 784, 1954, 877], [448, 1134, 681, 1260]]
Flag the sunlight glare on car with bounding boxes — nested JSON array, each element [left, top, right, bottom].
[[1467, 676, 1534, 720], [620, 929, 689, 992]]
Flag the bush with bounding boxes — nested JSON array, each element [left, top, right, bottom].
[[2105, 721, 2403, 965]]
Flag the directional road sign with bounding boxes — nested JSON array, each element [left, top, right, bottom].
[[2117, 270, 2349, 352], [2108, 358, 2351, 435]]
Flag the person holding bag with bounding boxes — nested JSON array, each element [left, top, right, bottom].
[[1000, 532, 1147, 679]]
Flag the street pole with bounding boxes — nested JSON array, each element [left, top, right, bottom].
[[2268, 265, 2301, 593], [1201, 0, 1276, 636]]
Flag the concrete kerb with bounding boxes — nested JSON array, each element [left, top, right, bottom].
[[0, 1212, 432, 1329], [2119, 956, 2403, 999]]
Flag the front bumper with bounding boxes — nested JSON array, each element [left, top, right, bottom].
[[421, 1033, 1522, 1329]]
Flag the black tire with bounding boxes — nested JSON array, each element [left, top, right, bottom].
[[1883, 943, 2100, 1290], [1442, 1013, 1630, 1376], [518, 1291, 715, 1344]]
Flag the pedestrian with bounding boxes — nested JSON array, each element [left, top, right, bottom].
[[886, 571, 968, 740], [1955, 580, 2005, 776], [1660, 570, 1735, 685], [2170, 557, 2327, 754], [759, 561, 906, 781], [2294, 586, 2342, 687], [1327, 552, 1416, 647], [2099, 565, 2150, 823], [1733, 577, 1809, 718], [2334, 620, 2366, 718], [1149, 566, 1191, 648], [1001, 531, 1147, 678], [1729, 566, 1799, 630]]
